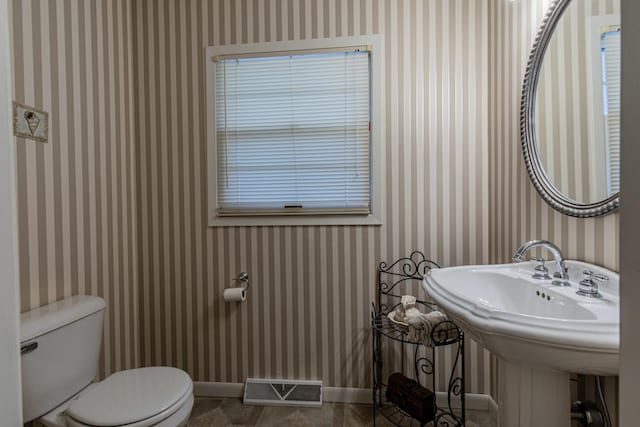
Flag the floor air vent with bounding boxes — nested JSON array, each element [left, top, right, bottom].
[[243, 378, 323, 407]]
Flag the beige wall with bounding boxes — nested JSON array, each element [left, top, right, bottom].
[[11, 0, 623, 405], [132, 0, 493, 392], [619, 0, 640, 423], [0, 0, 23, 422], [10, 0, 139, 378], [9, 0, 494, 397]]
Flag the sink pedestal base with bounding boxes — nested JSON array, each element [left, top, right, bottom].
[[498, 359, 570, 427]]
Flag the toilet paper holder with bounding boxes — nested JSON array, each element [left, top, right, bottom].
[[236, 272, 250, 292]]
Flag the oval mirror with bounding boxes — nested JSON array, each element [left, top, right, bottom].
[[521, 0, 620, 217]]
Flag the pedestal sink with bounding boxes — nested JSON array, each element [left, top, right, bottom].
[[423, 260, 619, 427]]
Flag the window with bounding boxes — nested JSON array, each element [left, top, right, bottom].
[[600, 27, 620, 194], [590, 16, 620, 198], [206, 36, 383, 226]]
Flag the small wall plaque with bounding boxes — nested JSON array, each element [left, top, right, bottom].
[[13, 102, 48, 143]]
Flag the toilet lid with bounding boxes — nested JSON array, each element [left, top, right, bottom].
[[67, 367, 192, 427]]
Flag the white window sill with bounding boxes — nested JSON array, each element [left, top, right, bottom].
[[208, 214, 383, 227]]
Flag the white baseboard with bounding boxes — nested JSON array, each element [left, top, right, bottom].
[[323, 386, 372, 404], [193, 381, 498, 418], [194, 381, 244, 398]]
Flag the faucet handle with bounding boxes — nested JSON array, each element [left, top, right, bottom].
[[577, 270, 606, 298], [582, 270, 609, 282], [531, 258, 551, 280]]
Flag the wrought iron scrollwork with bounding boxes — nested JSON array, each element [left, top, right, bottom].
[[372, 251, 465, 427], [435, 336, 465, 425], [415, 352, 434, 379], [430, 320, 462, 346], [378, 250, 440, 280]]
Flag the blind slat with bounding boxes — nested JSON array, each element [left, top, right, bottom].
[[602, 30, 620, 193], [215, 49, 371, 213]]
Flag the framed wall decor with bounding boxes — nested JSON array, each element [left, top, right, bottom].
[[13, 101, 48, 143]]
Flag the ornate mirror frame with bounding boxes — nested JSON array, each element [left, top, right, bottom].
[[520, 0, 619, 218]]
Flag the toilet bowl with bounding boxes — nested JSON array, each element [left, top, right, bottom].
[[20, 296, 194, 427]]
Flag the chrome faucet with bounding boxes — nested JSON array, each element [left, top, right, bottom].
[[513, 240, 570, 286], [576, 270, 608, 298]]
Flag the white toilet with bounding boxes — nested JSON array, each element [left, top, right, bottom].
[[20, 295, 194, 427]]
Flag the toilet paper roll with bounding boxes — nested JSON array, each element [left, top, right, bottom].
[[223, 287, 246, 302]]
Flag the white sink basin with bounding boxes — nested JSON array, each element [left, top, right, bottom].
[[423, 260, 618, 375], [423, 260, 619, 426]]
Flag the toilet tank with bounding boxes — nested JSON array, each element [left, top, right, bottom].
[[20, 295, 105, 423]]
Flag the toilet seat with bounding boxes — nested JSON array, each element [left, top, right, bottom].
[[65, 367, 192, 427]]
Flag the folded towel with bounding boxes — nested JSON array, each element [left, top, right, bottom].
[[406, 310, 459, 347]]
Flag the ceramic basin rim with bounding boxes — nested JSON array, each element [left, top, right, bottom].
[[423, 264, 619, 352], [425, 276, 619, 352], [428, 270, 617, 324], [427, 265, 618, 323], [440, 306, 619, 357]]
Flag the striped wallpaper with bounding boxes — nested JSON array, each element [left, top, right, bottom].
[[12, 0, 621, 408], [489, 0, 619, 423], [132, 0, 492, 393], [9, 0, 139, 378]]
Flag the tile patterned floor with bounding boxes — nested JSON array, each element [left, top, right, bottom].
[[187, 398, 497, 427]]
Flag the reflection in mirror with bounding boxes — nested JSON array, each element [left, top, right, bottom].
[[535, 0, 620, 204]]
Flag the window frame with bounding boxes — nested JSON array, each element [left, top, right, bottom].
[[206, 35, 384, 227]]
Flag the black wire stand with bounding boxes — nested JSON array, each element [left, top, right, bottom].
[[371, 251, 465, 427]]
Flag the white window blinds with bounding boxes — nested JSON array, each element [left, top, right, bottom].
[[214, 49, 371, 216], [602, 29, 620, 194]]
